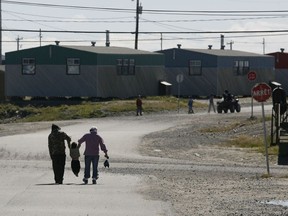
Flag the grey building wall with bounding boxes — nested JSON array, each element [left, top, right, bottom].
[[159, 49, 275, 97], [0, 69, 4, 100], [5, 65, 165, 98], [216, 68, 275, 96], [96, 66, 166, 98], [165, 66, 274, 97], [275, 69, 288, 93], [165, 67, 217, 96]]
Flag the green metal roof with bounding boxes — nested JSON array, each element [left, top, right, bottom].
[[183, 48, 270, 57], [63, 45, 160, 55], [5, 45, 164, 66]]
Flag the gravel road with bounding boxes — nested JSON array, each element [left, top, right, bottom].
[[1, 99, 288, 215]]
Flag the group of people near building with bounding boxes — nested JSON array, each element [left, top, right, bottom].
[[137, 94, 218, 115], [48, 124, 109, 185], [187, 94, 216, 114]]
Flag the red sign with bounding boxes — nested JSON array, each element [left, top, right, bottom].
[[252, 83, 271, 102], [248, 71, 257, 81]]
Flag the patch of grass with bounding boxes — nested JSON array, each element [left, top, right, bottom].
[[224, 135, 278, 155], [261, 173, 272, 178], [200, 118, 259, 133], [0, 96, 206, 122], [279, 174, 288, 179]]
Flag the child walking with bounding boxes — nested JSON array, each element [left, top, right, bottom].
[[69, 142, 81, 177], [188, 97, 194, 114]]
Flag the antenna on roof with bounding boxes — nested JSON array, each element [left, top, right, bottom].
[[106, 30, 110, 47], [220, 34, 225, 50], [227, 40, 234, 50]]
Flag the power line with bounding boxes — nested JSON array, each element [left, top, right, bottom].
[[3, 18, 136, 23], [3, 1, 288, 16], [3, 16, 288, 24], [2, 1, 288, 53], [3, 10, 133, 21], [2, 1, 135, 13], [4, 28, 288, 34]]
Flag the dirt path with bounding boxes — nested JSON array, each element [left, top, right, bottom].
[[1, 100, 288, 215]]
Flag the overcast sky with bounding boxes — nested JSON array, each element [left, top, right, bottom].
[[2, 0, 288, 54]]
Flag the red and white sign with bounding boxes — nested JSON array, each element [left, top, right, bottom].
[[248, 71, 257, 81], [252, 83, 271, 102]]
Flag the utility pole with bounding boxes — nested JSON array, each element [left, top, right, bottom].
[[160, 33, 163, 50], [16, 36, 23, 50], [262, 38, 266, 54], [0, 0, 2, 64], [39, 29, 42, 47], [132, 0, 142, 49]]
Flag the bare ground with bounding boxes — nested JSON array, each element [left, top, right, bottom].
[[137, 105, 288, 216], [1, 99, 288, 215]]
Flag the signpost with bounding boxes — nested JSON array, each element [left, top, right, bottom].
[[176, 74, 184, 83], [176, 74, 184, 113], [252, 82, 272, 175], [248, 71, 257, 118]]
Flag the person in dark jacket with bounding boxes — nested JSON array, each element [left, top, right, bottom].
[[136, 95, 143, 116], [48, 124, 71, 184], [188, 97, 194, 114]]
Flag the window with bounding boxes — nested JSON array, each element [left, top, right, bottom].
[[122, 59, 129, 75], [234, 60, 250, 76], [22, 58, 35, 75], [67, 58, 80, 75], [117, 59, 123, 75], [128, 59, 135, 75], [189, 60, 202, 76], [116, 58, 135, 75]]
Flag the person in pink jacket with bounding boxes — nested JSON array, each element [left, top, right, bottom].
[[78, 126, 109, 184]]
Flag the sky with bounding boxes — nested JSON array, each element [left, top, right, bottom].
[[2, 0, 288, 54]]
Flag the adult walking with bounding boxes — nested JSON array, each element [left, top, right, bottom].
[[48, 124, 71, 184], [208, 94, 216, 113], [78, 126, 109, 184]]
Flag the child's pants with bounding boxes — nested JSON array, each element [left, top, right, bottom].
[[71, 160, 80, 176]]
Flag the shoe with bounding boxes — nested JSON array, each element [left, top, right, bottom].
[[83, 178, 88, 184], [92, 179, 97, 184]]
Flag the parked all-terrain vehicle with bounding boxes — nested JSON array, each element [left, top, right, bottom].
[[217, 95, 241, 113]]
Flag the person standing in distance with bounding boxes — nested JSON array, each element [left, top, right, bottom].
[[208, 94, 216, 113], [188, 96, 194, 114], [78, 126, 109, 184], [48, 124, 71, 184], [136, 95, 143, 116]]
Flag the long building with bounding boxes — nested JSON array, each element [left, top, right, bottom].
[[4, 45, 276, 99], [158, 47, 275, 97], [5, 45, 166, 98]]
